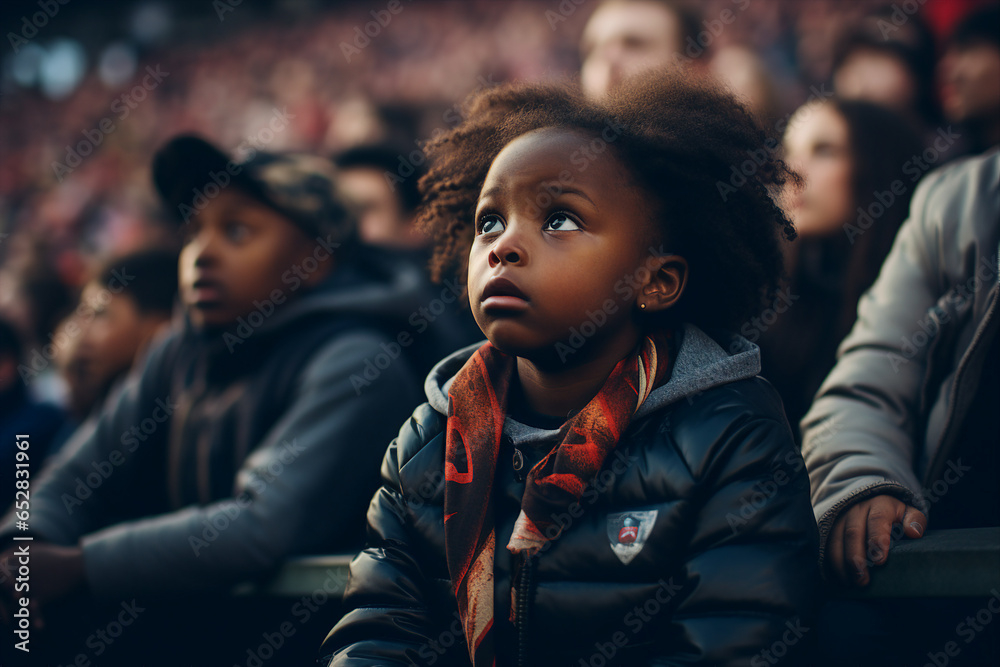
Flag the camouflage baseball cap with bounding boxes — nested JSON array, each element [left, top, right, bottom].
[[152, 135, 358, 248]]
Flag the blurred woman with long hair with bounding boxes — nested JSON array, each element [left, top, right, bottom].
[[762, 98, 924, 439]]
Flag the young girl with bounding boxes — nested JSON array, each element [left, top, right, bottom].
[[321, 74, 819, 666]]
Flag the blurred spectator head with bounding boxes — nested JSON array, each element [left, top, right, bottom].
[[152, 135, 358, 329], [580, 0, 701, 100], [710, 45, 782, 129], [940, 3, 1000, 149], [0, 235, 73, 350], [66, 248, 178, 417], [334, 143, 429, 250], [1, 313, 68, 460], [782, 100, 854, 239], [832, 6, 939, 128], [783, 97, 923, 332], [783, 98, 923, 241]]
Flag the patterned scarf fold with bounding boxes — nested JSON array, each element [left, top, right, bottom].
[[443, 332, 673, 666]]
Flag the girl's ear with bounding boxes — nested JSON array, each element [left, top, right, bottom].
[[638, 255, 688, 312]]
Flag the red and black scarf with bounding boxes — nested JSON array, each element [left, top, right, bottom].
[[443, 332, 673, 666]]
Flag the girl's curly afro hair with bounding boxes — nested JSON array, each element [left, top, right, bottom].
[[417, 71, 798, 333]]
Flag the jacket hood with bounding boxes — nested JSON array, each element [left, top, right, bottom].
[[424, 324, 761, 422]]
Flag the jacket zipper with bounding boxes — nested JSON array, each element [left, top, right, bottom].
[[512, 443, 525, 482], [924, 279, 1000, 486], [515, 552, 536, 667], [168, 378, 204, 508]]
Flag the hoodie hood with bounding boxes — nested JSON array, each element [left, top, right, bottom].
[[425, 324, 761, 439]]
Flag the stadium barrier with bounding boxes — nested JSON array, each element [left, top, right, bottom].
[[235, 528, 999, 599]]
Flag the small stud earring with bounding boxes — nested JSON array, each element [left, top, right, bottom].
[[639, 303, 647, 310]]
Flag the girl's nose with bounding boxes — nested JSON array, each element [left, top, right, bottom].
[[488, 247, 521, 267], [487, 227, 526, 268]]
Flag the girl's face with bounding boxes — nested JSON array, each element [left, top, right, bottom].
[[782, 103, 854, 238], [468, 127, 656, 367]]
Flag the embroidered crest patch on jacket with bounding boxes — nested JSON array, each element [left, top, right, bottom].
[[607, 510, 657, 564]]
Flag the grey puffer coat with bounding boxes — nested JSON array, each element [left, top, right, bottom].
[[802, 148, 1000, 563]]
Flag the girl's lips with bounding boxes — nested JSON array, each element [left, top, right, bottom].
[[481, 276, 530, 312], [482, 295, 530, 311], [482, 276, 528, 299]]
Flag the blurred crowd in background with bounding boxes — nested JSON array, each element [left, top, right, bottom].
[[0, 1, 998, 663], [0, 0, 985, 291], [0, 0, 996, 468], [3, 0, 998, 432]]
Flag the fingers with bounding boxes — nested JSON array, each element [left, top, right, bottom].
[[902, 506, 928, 539], [864, 496, 903, 569], [827, 512, 846, 583], [828, 496, 930, 588], [842, 502, 871, 586], [828, 502, 867, 585]]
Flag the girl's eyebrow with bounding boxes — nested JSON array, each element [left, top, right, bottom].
[[553, 185, 598, 210], [478, 183, 598, 210], [479, 186, 503, 201]]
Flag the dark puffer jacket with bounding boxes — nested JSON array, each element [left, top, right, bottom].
[[322, 325, 820, 666]]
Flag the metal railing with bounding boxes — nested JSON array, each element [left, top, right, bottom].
[[833, 527, 1000, 599], [239, 528, 1000, 599]]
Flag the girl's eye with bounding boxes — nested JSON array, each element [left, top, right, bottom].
[[478, 215, 505, 235], [544, 213, 581, 231]]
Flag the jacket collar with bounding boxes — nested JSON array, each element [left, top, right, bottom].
[[425, 324, 761, 420]]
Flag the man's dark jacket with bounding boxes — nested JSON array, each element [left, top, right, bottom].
[[0, 247, 471, 599]]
